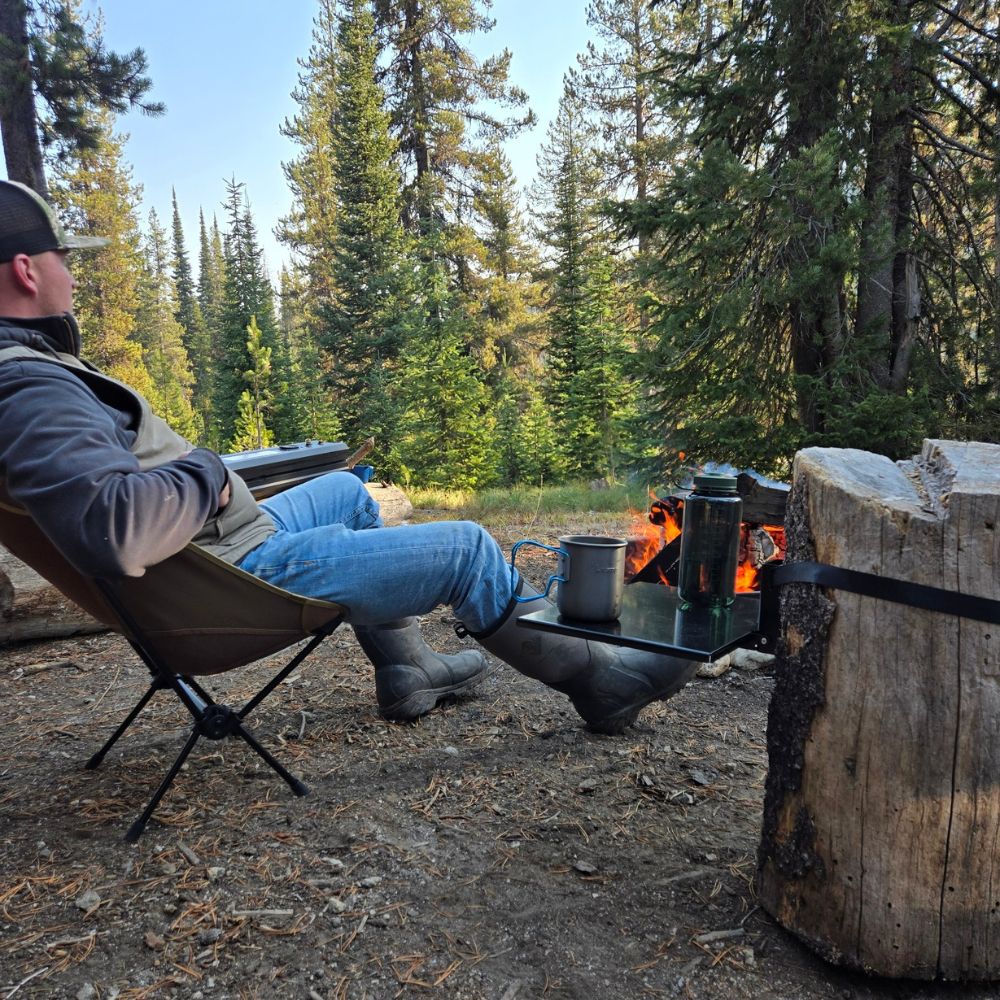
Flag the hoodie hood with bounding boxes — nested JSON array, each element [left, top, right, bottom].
[[0, 313, 83, 358]]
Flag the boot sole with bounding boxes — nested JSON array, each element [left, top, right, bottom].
[[380, 663, 498, 722], [581, 667, 698, 736]]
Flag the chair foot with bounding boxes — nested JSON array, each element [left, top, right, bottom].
[[123, 817, 148, 844]]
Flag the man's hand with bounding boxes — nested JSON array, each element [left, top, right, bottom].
[[218, 479, 231, 511]]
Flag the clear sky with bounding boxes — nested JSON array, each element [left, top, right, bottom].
[[74, 0, 594, 278]]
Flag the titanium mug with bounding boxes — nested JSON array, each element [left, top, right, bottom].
[[510, 534, 627, 622]]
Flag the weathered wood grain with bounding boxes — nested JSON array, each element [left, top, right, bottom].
[[757, 439, 1000, 979]]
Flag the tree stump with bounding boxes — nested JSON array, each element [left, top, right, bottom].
[[1, 481, 414, 646], [757, 439, 1000, 979]]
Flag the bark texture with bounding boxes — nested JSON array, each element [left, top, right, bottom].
[[0, 0, 48, 196], [757, 439, 1000, 979]]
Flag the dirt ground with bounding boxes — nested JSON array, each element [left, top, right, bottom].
[[0, 512, 993, 1000]]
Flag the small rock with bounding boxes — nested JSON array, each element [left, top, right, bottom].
[[573, 860, 597, 875], [360, 876, 382, 889], [144, 930, 165, 951], [442, 745, 460, 757], [75, 889, 101, 912], [577, 778, 599, 794], [197, 927, 223, 945], [76, 986, 97, 1000], [327, 897, 349, 914], [206, 866, 226, 879], [688, 769, 714, 787], [322, 857, 345, 870]]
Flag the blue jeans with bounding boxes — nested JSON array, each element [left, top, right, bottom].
[[237, 472, 515, 631]]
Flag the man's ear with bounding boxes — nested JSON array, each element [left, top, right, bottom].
[[8, 254, 39, 296]]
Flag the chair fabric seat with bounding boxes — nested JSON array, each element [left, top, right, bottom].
[[0, 482, 346, 840]]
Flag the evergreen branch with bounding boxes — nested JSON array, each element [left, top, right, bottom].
[[935, 43, 1000, 102], [912, 64, 994, 134], [912, 110, 995, 162], [928, 1, 999, 43]]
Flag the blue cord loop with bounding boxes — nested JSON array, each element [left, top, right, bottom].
[[510, 539, 569, 603]]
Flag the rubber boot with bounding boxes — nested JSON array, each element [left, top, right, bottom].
[[353, 618, 493, 722], [467, 581, 699, 735]]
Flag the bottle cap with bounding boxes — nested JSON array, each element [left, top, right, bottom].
[[692, 472, 738, 492]]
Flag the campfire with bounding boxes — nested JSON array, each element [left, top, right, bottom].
[[625, 475, 786, 592]]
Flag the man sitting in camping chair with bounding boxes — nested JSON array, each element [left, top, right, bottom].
[[0, 179, 695, 735]]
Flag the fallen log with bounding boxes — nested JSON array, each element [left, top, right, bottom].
[[0, 546, 106, 644], [757, 439, 1000, 980], [1, 480, 414, 646]]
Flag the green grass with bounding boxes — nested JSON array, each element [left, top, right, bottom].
[[407, 480, 656, 522]]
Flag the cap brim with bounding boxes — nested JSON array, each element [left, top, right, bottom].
[[62, 234, 110, 251]]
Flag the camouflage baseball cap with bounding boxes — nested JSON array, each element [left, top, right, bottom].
[[0, 179, 109, 263]]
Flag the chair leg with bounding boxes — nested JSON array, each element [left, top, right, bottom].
[[86, 678, 166, 769], [232, 721, 310, 797], [124, 726, 202, 844]]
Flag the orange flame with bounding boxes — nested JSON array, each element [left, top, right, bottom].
[[626, 497, 784, 593]]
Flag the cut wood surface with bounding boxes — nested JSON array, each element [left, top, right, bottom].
[[1, 481, 413, 646], [757, 439, 1000, 980]]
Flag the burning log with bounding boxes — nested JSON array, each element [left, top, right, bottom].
[[626, 470, 787, 589], [757, 439, 1000, 980]]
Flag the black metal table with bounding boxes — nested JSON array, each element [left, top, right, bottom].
[[517, 581, 770, 662]]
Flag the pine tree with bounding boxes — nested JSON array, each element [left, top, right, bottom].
[[0, 0, 162, 195], [216, 180, 288, 445], [197, 210, 226, 336], [322, 0, 409, 469], [576, 0, 668, 206], [620, 1, 1000, 470], [373, 0, 534, 260], [535, 78, 633, 480], [193, 210, 226, 447], [137, 208, 200, 440], [170, 191, 200, 342], [396, 252, 497, 489], [576, 0, 670, 342], [277, 267, 340, 442], [277, 0, 340, 314], [170, 192, 212, 427], [49, 108, 154, 397], [228, 316, 275, 451], [473, 143, 545, 379]]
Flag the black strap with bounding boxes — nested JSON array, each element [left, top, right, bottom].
[[773, 561, 1000, 626]]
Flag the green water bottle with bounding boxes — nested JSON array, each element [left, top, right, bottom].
[[677, 473, 742, 609]]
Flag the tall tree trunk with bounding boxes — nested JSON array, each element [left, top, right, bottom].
[[854, 1, 915, 391], [0, 0, 48, 196], [403, 0, 432, 235], [781, 0, 845, 435]]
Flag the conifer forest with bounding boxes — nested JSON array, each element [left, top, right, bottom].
[[2, 0, 998, 486]]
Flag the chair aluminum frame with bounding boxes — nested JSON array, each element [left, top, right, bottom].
[[0, 490, 345, 843]]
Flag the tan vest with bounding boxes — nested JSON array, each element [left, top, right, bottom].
[[0, 343, 275, 565]]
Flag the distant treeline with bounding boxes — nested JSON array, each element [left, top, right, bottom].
[[5, 0, 998, 486]]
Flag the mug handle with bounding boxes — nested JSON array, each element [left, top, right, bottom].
[[510, 539, 569, 603]]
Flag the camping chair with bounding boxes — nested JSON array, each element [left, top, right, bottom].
[[0, 487, 346, 843]]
